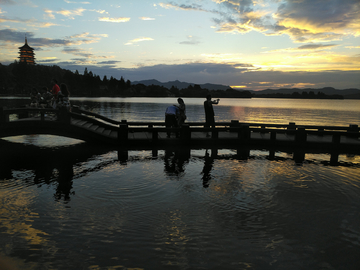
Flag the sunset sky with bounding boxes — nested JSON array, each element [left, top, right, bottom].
[[0, 0, 359, 90]]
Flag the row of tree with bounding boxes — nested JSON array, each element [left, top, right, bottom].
[[0, 62, 252, 98], [256, 91, 344, 99], [0, 62, 343, 99]]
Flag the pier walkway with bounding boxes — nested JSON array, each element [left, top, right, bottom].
[[0, 106, 359, 155]]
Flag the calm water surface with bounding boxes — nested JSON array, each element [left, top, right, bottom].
[[1, 97, 360, 270]]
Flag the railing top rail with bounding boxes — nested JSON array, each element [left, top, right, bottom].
[[1, 107, 358, 132]]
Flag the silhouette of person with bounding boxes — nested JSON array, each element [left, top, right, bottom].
[[58, 83, 71, 111], [41, 87, 53, 108], [204, 94, 219, 137], [54, 161, 74, 201], [164, 149, 190, 176], [201, 149, 215, 188], [30, 88, 40, 107], [51, 79, 60, 108], [176, 98, 186, 126], [165, 105, 180, 138]]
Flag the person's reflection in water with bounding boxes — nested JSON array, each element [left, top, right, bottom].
[[164, 148, 190, 176], [54, 161, 74, 201], [0, 161, 12, 181], [201, 149, 215, 188], [34, 162, 55, 185]]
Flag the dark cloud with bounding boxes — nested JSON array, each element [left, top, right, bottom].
[[98, 60, 121, 65], [36, 59, 57, 63], [0, 29, 71, 47], [298, 44, 338, 50], [0, 29, 31, 43], [187, 0, 360, 42], [0, 0, 17, 4], [62, 47, 93, 58], [272, 0, 360, 42], [163, 2, 205, 12]]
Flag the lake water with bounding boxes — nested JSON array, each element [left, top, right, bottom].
[[1, 97, 360, 270]]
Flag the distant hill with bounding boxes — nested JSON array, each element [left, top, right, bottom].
[[132, 79, 231, 91], [253, 87, 360, 99], [130, 80, 360, 98]]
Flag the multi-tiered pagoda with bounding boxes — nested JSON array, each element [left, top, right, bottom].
[[18, 37, 36, 65]]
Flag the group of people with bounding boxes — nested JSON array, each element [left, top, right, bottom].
[[29, 79, 71, 111], [165, 94, 220, 137]]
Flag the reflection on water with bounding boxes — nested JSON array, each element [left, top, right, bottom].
[[1, 139, 360, 269], [1, 97, 360, 126], [1, 97, 360, 269]]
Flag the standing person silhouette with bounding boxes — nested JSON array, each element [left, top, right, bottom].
[[176, 98, 186, 126], [58, 83, 71, 111], [204, 94, 220, 137], [51, 79, 60, 108]]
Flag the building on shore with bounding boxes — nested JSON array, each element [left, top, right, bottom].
[[18, 37, 35, 65]]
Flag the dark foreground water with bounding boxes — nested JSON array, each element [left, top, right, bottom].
[[1, 98, 360, 269]]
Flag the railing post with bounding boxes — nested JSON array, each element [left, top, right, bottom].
[[181, 124, 191, 143], [270, 131, 276, 141], [211, 126, 218, 140], [18, 110, 29, 119], [332, 133, 341, 144], [287, 122, 296, 134], [149, 124, 158, 144], [58, 108, 71, 124], [295, 126, 306, 145], [0, 107, 8, 123], [71, 105, 80, 113], [239, 124, 250, 143], [118, 123, 128, 143], [347, 124, 359, 138], [41, 110, 45, 121], [230, 120, 239, 132]]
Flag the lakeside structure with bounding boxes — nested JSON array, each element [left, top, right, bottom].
[[18, 37, 35, 65], [1, 106, 359, 164]]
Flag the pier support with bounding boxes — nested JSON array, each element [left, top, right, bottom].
[[118, 150, 128, 164], [268, 150, 275, 160], [330, 152, 339, 165], [237, 147, 250, 160], [293, 150, 305, 164]]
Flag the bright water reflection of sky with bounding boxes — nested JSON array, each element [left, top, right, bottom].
[[73, 97, 360, 112], [0, 0, 359, 90]]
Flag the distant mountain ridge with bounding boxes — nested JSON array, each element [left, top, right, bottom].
[[132, 80, 360, 98], [132, 79, 231, 91], [255, 87, 360, 95]]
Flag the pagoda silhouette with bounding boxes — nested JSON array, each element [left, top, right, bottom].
[[18, 37, 35, 65]]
